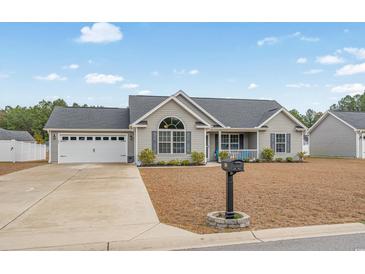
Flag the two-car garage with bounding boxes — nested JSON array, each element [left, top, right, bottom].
[[58, 134, 128, 164], [45, 106, 132, 164]]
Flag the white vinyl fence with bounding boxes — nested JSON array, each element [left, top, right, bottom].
[[0, 140, 46, 162]]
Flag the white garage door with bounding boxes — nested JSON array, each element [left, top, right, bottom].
[[58, 134, 128, 163]]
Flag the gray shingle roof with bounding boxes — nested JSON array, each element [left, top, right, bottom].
[[129, 95, 282, 128], [330, 111, 365, 129], [0, 128, 35, 142], [44, 107, 130, 130], [192, 97, 282, 128]]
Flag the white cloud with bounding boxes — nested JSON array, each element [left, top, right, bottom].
[[77, 23, 123, 44], [84, 73, 123, 84], [151, 71, 160, 76], [34, 73, 67, 81], [296, 57, 307, 64], [343, 47, 365, 59], [316, 55, 344, 64], [257, 32, 319, 47], [331, 83, 365, 95], [173, 69, 186, 75], [173, 69, 199, 76], [336, 63, 365, 76], [257, 36, 279, 46], [63, 64, 79, 69], [303, 69, 323, 75], [122, 83, 139, 89], [248, 83, 258, 90], [291, 32, 320, 42], [188, 69, 199, 75], [285, 83, 312, 88], [0, 73, 9, 79], [138, 90, 152, 95]]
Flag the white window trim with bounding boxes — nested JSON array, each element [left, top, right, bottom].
[[157, 116, 186, 155], [274, 133, 287, 154], [220, 133, 239, 151]]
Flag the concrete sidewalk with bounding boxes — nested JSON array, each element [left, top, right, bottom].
[[11, 222, 365, 251]]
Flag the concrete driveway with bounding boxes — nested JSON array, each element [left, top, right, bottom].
[[0, 164, 164, 250]]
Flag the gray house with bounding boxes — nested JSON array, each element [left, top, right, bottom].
[[44, 90, 306, 164], [308, 110, 365, 159]]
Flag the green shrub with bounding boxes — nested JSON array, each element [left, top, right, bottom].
[[275, 157, 283, 162], [243, 158, 250, 163], [286, 157, 293, 162], [297, 151, 306, 161], [181, 160, 190, 166], [138, 148, 155, 165], [167, 159, 181, 166], [191, 151, 205, 165], [255, 158, 261, 163], [261, 148, 275, 161], [157, 161, 167, 166], [218, 151, 229, 161]]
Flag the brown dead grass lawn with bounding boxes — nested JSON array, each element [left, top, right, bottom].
[[140, 158, 365, 234], [0, 161, 47, 176]]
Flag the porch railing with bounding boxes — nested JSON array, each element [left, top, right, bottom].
[[222, 149, 258, 160]]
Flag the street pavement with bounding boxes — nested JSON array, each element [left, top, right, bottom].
[[186, 232, 365, 251]]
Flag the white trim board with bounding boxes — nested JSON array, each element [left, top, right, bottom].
[[131, 94, 210, 127], [44, 128, 133, 132], [174, 90, 225, 127], [256, 108, 308, 130]]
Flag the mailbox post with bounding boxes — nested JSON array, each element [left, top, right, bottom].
[[221, 159, 244, 219]]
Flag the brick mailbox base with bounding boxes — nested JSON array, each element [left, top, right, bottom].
[[207, 211, 250, 229]]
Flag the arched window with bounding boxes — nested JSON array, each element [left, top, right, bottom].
[[158, 117, 185, 154], [159, 117, 184, 129]]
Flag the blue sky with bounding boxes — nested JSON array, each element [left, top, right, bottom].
[[1, 22, 365, 112]]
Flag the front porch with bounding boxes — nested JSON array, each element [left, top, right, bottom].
[[206, 130, 259, 162]]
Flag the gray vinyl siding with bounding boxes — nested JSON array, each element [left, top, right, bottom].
[[136, 100, 205, 161], [49, 130, 134, 163], [175, 94, 217, 126], [246, 132, 257, 149], [310, 114, 356, 158], [259, 112, 302, 159], [49, 131, 59, 163]]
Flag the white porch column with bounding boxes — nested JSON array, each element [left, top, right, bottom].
[[256, 130, 260, 159], [203, 129, 207, 164], [356, 131, 360, 158], [135, 127, 138, 163], [218, 130, 221, 162]]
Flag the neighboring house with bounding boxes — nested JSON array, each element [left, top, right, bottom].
[[0, 128, 46, 162], [308, 111, 365, 159], [44, 90, 306, 164], [0, 128, 35, 142]]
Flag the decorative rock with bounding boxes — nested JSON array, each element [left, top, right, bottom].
[[206, 211, 250, 229]]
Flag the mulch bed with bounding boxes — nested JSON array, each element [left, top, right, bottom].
[[0, 161, 47, 176], [140, 158, 365, 234]]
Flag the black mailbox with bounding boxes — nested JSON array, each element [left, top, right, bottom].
[[221, 159, 244, 219], [221, 159, 244, 173]]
